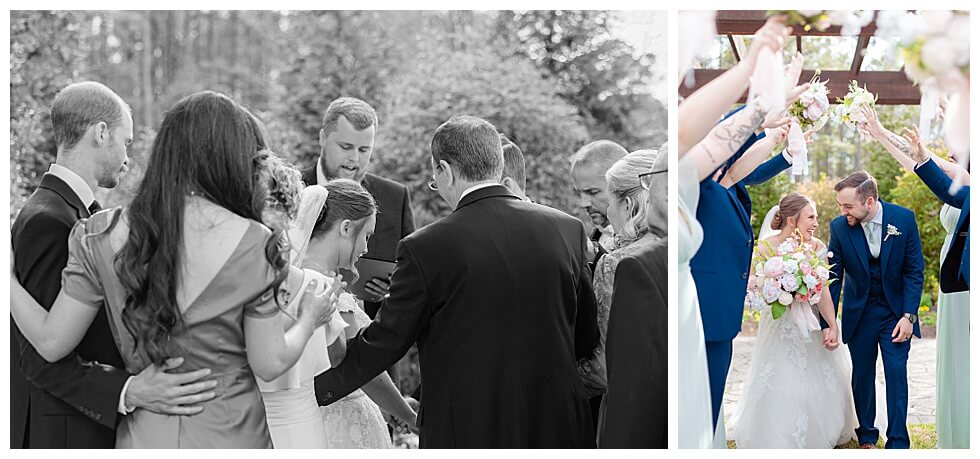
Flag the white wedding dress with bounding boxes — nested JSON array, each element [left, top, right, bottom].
[[319, 292, 393, 449], [730, 207, 885, 448], [729, 280, 858, 448]]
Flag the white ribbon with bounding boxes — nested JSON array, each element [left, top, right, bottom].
[[748, 47, 786, 113], [787, 119, 809, 177]]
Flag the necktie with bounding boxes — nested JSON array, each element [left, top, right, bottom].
[[88, 200, 102, 216], [864, 221, 880, 258]]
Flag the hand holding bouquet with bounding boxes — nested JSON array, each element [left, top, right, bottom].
[[746, 229, 835, 335]]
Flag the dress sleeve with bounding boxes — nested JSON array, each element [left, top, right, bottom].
[[60, 220, 105, 309], [577, 251, 618, 393], [243, 287, 281, 318]]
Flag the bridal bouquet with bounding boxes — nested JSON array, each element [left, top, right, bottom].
[[834, 80, 877, 130], [769, 10, 874, 35], [875, 10, 970, 88], [745, 230, 833, 331], [788, 70, 831, 131]]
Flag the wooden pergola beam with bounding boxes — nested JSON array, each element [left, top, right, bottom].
[[714, 10, 879, 37], [679, 69, 920, 105], [850, 35, 872, 75]]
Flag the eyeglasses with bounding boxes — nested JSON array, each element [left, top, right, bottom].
[[639, 169, 666, 190]]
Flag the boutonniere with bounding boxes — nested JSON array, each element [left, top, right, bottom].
[[884, 224, 901, 242]]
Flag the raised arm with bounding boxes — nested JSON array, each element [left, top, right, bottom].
[[679, 16, 790, 155], [719, 122, 794, 187], [245, 266, 343, 382]]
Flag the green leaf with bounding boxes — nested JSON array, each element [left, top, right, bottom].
[[772, 303, 787, 320]]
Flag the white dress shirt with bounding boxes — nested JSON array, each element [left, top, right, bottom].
[[47, 163, 96, 210], [459, 182, 500, 202], [862, 201, 884, 258]]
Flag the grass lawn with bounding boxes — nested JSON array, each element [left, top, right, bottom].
[[727, 423, 937, 449]]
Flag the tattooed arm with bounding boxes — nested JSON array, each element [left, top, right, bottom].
[[859, 105, 967, 184], [679, 16, 791, 156], [687, 97, 769, 182], [858, 104, 920, 170]]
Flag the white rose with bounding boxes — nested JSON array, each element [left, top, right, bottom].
[[803, 273, 818, 290], [778, 291, 794, 306], [815, 266, 830, 280], [919, 10, 954, 36], [809, 293, 821, 305], [948, 15, 970, 67], [780, 274, 800, 292], [783, 259, 800, 275], [922, 37, 958, 74], [798, 10, 824, 17]]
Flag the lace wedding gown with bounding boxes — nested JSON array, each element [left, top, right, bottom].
[[320, 293, 393, 449], [729, 244, 858, 448]]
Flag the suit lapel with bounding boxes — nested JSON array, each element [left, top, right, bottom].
[[879, 201, 895, 271], [846, 220, 870, 274], [727, 186, 753, 236], [38, 173, 89, 219]]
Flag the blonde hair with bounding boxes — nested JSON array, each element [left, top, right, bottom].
[[605, 150, 658, 242]]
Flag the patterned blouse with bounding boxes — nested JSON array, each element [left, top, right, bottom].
[[577, 233, 659, 397]]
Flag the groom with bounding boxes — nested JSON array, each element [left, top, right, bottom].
[[826, 171, 924, 449], [315, 115, 598, 448]]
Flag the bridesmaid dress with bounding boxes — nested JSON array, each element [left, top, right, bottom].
[[258, 268, 348, 448], [677, 156, 714, 448], [61, 208, 278, 448], [935, 204, 970, 449]]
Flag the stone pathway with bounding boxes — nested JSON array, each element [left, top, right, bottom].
[[721, 335, 936, 438]]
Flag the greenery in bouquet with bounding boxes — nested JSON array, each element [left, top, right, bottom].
[[787, 69, 831, 131], [769, 10, 874, 35], [835, 80, 877, 129], [746, 229, 835, 321], [875, 10, 970, 85]]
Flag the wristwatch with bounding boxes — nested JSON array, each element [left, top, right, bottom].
[[902, 313, 918, 324]]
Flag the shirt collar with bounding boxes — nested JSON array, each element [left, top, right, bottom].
[[47, 163, 95, 209], [316, 158, 328, 185], [460, 182, 500, 201]]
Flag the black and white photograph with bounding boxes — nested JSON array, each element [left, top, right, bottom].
[[8, 9, 667, 449]]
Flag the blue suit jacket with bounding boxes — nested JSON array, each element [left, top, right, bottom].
[[827, 200, 925, 343], [914, 159, 970, 292], [690, 126, 791, 342]]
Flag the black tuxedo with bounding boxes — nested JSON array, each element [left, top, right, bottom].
[[11, 173, 130, 448], [315, 185, 598, 448], [597, 239, 668, 448], [301, 168, 416, 317]]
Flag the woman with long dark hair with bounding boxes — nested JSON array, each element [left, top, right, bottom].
[[9, 91, 342, 448]]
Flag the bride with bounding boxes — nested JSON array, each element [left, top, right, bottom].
[[729, 192, 857, 448]]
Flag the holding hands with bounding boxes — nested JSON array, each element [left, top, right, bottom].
[[822, 327, 840, 351]]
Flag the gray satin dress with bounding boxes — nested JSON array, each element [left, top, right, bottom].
[[61, 207, 280, 448]]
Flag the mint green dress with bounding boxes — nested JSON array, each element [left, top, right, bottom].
[[62, 208, 280, 448], [935, 204, 970, 449]]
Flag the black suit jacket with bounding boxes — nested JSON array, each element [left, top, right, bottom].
[[301, 168, 416, 317], [597, 240, 668, 448], [11, 173, 130, 448], [315, 185, 598, 448]]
